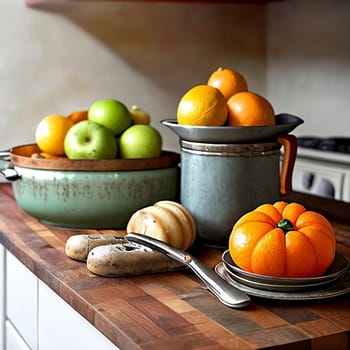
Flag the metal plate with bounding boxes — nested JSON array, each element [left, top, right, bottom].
[[161, 113, 303, 144], [222, 250, 349, 286], [215, 263, 350, 301], [223, 264, 342, 292]]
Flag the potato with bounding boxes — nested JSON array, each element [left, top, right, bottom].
[[86, 242, 184, 277], [65, 233, 127, 261]]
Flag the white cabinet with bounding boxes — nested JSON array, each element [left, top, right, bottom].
[[6, 251, 38, 350], [0, 245, 5, 350], [0, 245, 119, 350], [38, 281, 118, 350], [5, 320, 30, 350]]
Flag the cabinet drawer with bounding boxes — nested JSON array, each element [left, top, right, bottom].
[[5, 251, 38, 350]]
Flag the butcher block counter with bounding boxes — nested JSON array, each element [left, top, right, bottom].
[[0, 182, 349, 350]]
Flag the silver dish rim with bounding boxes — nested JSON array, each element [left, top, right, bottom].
[[222, 250, 349, 285], [161, 113, 304, 143], [215, 262, 350, 301]]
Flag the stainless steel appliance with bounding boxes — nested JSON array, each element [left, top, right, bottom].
[[292, 137, 350, 202]]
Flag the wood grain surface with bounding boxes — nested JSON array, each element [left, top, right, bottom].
[[0, 183, 349, 350]]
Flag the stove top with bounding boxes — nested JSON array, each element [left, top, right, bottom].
[[296, 137, 350, 165], [297, 137, 350, 154]]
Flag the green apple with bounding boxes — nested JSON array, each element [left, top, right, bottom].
[[64, 120, 117, 159], [88, 99, 132, 135], [119, 124, 162, 159], [129, 105, 151, 125]]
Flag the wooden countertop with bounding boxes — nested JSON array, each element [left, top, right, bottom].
[[0, 182, 349, 350]]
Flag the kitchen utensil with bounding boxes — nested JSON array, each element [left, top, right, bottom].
[[0, 144, 180, 229], [215, 262, 350, 301], [178, 135, 297, 246], [126, 232, 250, 308], [161, 113, 303, 144], [222, 250, 349, 286]]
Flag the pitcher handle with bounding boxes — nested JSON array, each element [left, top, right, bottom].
[[278, 134, 297, 195]]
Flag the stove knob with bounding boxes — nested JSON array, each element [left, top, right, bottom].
[[316, 179, 335, 199], [302, 172, 314, 190]]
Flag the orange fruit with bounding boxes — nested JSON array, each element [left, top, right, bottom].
[[226, 91, 275, 127], [67, 110, 88, 124], [40, 152, 66, 159], [229, 202, 336, 278], [207, 67, 248, 100], [177, 85, 227, 126], [35, 114, 74, 156]]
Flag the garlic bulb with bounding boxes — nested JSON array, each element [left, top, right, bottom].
[[126, 200, 196, 250]]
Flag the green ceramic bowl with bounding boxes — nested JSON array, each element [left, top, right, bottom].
[[3, 144, 180, 229]]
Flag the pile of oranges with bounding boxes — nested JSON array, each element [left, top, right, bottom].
[[177, 67, 275, 127]]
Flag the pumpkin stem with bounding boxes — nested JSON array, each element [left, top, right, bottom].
[[278, 219, 294, 233]]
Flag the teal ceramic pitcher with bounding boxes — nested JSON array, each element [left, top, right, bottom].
[[180, 135, 297, 247]]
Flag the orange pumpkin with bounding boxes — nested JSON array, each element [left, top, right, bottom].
[[228, 201, 336, 278]]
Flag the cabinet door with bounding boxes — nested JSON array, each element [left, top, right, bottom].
[[6, 251, 38, 350], [38, 281, 119, 350], [5, 320, 31, 350], [0, 245, 4, 350]]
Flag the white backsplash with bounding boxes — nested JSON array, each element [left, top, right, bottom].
[[266, 0, 350, 138]]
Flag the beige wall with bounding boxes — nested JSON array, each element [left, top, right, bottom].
[[0, 0, 349, 155], [0, 1, 265, 152]]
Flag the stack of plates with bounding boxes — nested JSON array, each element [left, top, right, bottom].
[[215, 250, 350, 300]]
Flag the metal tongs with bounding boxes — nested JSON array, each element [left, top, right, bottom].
[[126, 232, 250, 308]]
